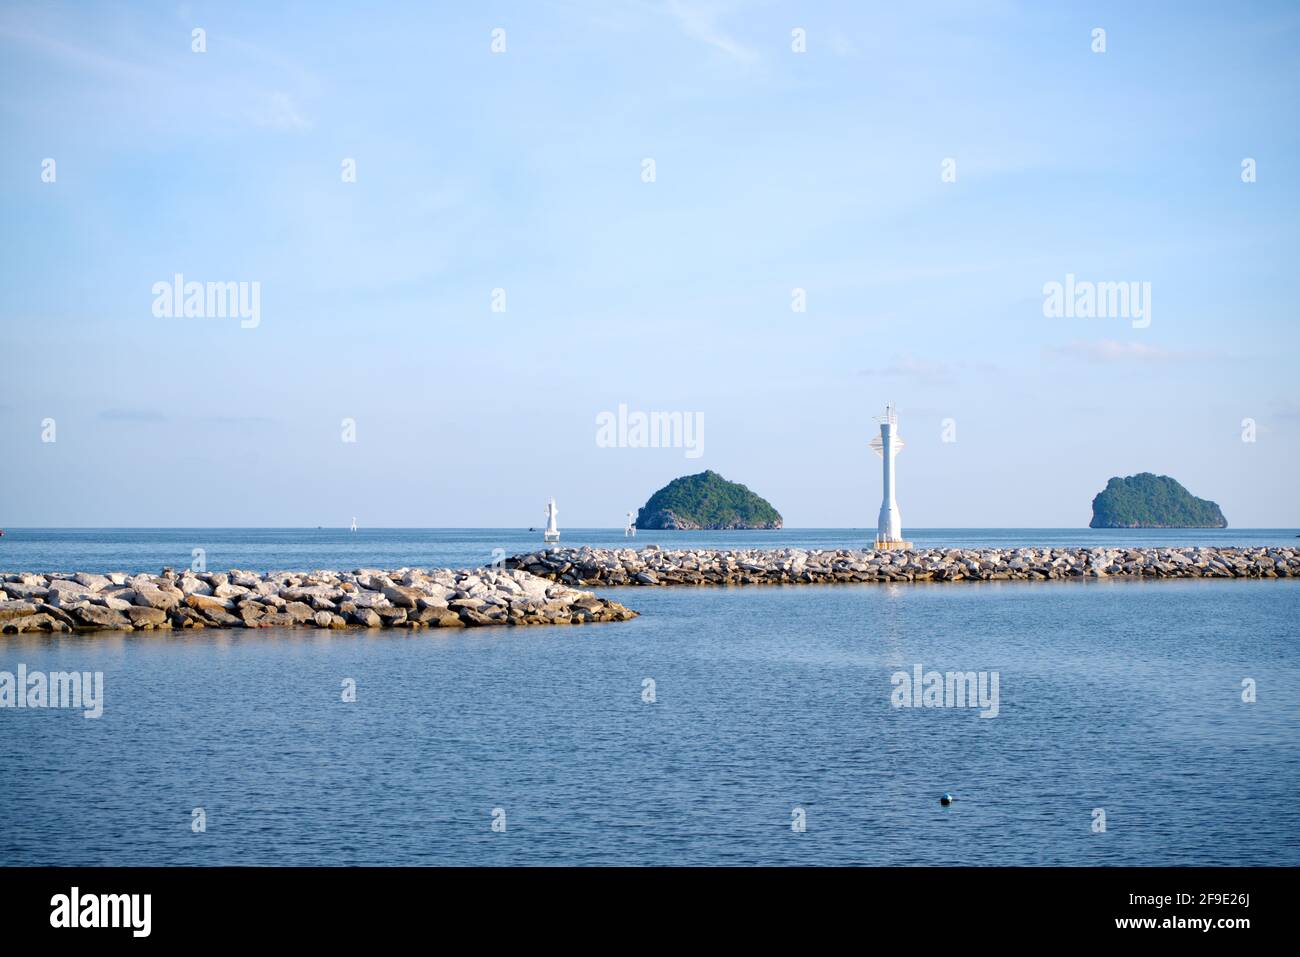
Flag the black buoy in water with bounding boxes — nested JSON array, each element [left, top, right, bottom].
[[940, 792, 954, 806]]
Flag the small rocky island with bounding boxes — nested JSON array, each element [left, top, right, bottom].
[[1090, 473, 1227, 528], [636, 470, 783, 530]]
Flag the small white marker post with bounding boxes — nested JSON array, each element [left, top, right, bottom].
[[544, 499, 560, 544]]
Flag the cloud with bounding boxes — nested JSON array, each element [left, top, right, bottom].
[[826, 29, 857, 56], [666, 0, 757, 61], [198, 414, 278, 427], [97, 409, 169, 423], [248, 91, 311, 131], [96, 410, 278, 426], [860, 355, 1001, 384], [863, 356, 955, 382], [0, 20, 157, 82], [1051, 340, 1211, 364], [0, 15, 315, 134], [1269, 397, 1300, 421]]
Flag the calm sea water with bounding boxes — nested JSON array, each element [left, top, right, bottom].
[[1, 527, 1296, 574], [1, 530, 1297, 866]]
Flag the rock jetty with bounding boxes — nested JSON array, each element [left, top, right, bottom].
[[0, 567, 637, 634], [507, 545, 1300, 586]]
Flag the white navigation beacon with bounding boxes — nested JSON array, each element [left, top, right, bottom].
[[624, 511, 636, 537], [544, 498, 561, 543], [869, 403, 912, 551]]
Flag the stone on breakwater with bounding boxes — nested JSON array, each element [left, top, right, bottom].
[[0, 567, 637, 635], [134, 582, 182, 611], [505, 545, 1300, 587], [126, 606, 168, 628], [4, 612, 71, 633], [0, 600, 39, 622]]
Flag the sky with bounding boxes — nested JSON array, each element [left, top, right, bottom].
[[1, 0, 1297, 528]]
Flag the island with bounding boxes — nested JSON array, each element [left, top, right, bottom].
[[1089, 473, 1227, 528], [635, 470, 783, 530]]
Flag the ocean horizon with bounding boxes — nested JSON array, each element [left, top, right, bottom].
[[2, 526, 1296, 575]]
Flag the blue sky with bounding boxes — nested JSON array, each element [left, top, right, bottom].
[[1, 0, 1297, 528]]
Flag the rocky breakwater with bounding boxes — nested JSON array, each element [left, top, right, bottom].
[[0, 567, 637, 634], [507, 545, 1300, 586]]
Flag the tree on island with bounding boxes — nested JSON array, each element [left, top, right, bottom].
[[1089, 473, 1227, 528], [636, 471, 783, 530]]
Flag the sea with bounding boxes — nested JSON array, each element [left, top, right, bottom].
[[1, 528, 1297, 866]]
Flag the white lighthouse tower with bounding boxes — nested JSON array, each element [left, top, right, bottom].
[[543, 498, 561, 544], [870, 404, 912, 551], [624, 511, 636, 537]]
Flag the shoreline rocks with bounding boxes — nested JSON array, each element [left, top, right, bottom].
[[0, 567, 637, 635], [507, 545, 1300, 587]]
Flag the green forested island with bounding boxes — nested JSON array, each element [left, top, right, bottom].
[[1089, 473, 1227, 528], [636, 471, 783, 530]]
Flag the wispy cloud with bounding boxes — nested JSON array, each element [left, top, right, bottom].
[[96, 409, 278, 426], [1051, 340, 1212, 364], [249, 90, 311, 130], [859, 355, 1001, 384], [1270, 397, 1300, 421], [98, 409, 169, 423], [666, 0, 757, 61], [0, 20, 157, 82], [0, 13, 315, 133], [198, 414, 278, 427], [825, 29, 857, 56]]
